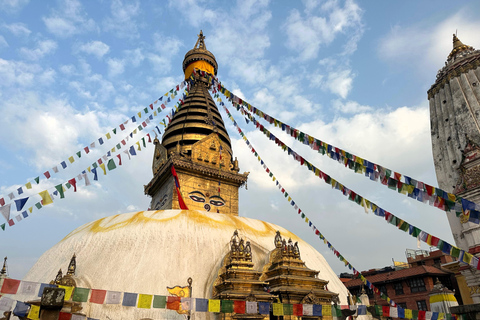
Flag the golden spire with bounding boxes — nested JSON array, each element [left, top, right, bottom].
[[67, 253, 76, 276], [0, 257, 7, 276], [448, 33, 474, 60], [183, 30, 218, 79]]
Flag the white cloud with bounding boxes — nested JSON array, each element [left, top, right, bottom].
[[332, 99, 373, 114], [326, 69, 354, 99], [153, 33, 183, 58], [107, 58, 125, 77], [0, 0, 29, 12], [283, 0, 364, 60], [78, 41, 110, 58], [0, 35, 7, 48], [103, 0, 140, 39], [0, 58, 42, 88], [3, 22, 31, 37], [43, 0, 95, 38], [19, 39, 57, 60]]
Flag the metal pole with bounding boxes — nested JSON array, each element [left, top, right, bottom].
[[187, 277, 193, 320]]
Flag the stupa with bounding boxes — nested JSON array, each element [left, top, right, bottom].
[[15, 31, 349, 320]]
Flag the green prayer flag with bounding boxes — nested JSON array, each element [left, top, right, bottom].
[[113, 128, 117, 134], [1, 224, 5, 231], [66, 183, 71, 189], [437, 240, 444, 250], [138, 125, 143, 131], [142, 137, 146, 148], [76, 151, 81, 158], [412, 310, 419, 320], [269, 172, 273, 177], [334, 306, 342, 317], [34, 177, 39, 184], [72, 287, 90, 302], [385, 169, 392, 179], [354, 195, 362, 205], [221, 300, 234, 313], [116, 143, 121, 150], [92, 162, 98, 169], [451, 247, 461, 258], [301, 213, 305, 218], [284, 192, 288, 198], [411, 227, 421, 237], [107, 159, 117, 171], [283, 304, 293, 315], [55, 184, 65, 199], [399, 221, 410, 232], [152, 295, 166, 308], [389, 216, 398, 226], [388, 178, 397, 190], [35, 202, 42, 209], [144, 107, 148, 113], [375, 305, 383, 316]]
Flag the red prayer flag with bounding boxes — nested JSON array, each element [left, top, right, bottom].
[[1, 279, 21, 294], [149, 104, 153, 110], [68, 178, 77, 192], [58, 312, 72, 320], [418, 310, 426, 320], [98, 158, 103, 165], [120, 124, 125, 131], [142, 121, 147, 127], [234, 300, 245, 314], [121, 139, 126, 145], [84, 146, 90, 154], [394, 172, 402, 181], [431, 236, 440, 247], [89, 289, 107, 304], [382, 306, 390, 317], [293, 304, 303, 316], [8, 219, 14, 226], [167, 296, 180, 310], [0, 198, 5, 206], [44, 171, 51, 179], [425, 184, 434, 196], [117, 154, 122, 166], [147, 133, 151, 143], [171, 165, 188, 210]]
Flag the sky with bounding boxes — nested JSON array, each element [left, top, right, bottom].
[[1, 0, 480, 281]]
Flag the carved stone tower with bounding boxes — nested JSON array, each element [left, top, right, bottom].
[[144, 31, 248, 215], [428, 34, 480, 303]]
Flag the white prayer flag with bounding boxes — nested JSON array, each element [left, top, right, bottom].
[[52, 166, 59, 173], [90, 142, 95, 149], [123, 150, 131, 160], [0, 296, 14, 311], [181, 297, 192, 310], [105, 291, 122, 304], [0, 204, 11, 222], [303, 304, 313, 316], [77, 174, 83, 181], [8, 192, 14, 200], [425, 311, 432, 320], [83, 173, 91, 187], [246, 301, 257, 314], [15, 214, 22, 222], [102, 155, 108, 161], [390, 307, 398, 318], [18, 281, 39, 295], [71, 314, 87, 320]]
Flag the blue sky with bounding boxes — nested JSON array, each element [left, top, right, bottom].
[[1, 0, 480, 280]]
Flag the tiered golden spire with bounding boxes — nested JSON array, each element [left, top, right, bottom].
[[448, 34, 474, 60], [0, 257, 7, 277]]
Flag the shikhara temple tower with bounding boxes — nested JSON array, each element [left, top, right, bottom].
[[429, 34, 480, 303], [144, 31, 248, 215]]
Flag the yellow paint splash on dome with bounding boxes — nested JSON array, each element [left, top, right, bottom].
[[61, 210, 299, 242]]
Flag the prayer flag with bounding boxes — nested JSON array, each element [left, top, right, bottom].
[[38, 283, 55, 297], [58, 285, 74, 301], [258, 302, 270, 315], [105, 291, 122, 304], [181, 297, 192, 311], [13, 301, 30, 317], [107, 159, 116, 171], [68, 156, 75, 163], [313, 304, 322, 316], [293, 304, 303, 316], [89, 289, 107, 304], [15, 197, 28, 211], [1, 278, 21, 294], [44, 171, 51, 179], [167, 296, 180, 310], [100, 163, 106, 175], [246, 301, 257, 314], [122, 292, 137, 307], [27, 304, 40, 319], [303, 304, 313, 316], [153, 295, 166, 308], [55, 184, 65, 199], [68, 178, 77, 192], [196, 298, 208, 312], [18, 281, 39, 295], [58, 312, 72, 320], [39, 190, 53, 205], [221, 300, 234, 313], [208, 299, 221, 313], [234, 300, 246, 314], [138, 294, 153, 309], [172, 165, 188, 210], [273, 303, 284, 316], [0, 204, 11, 222]]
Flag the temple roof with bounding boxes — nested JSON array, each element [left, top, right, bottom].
[[448, 34, 475, 61]]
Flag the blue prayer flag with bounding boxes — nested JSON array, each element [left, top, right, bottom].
[[258, 302, 270, 315], [22, 211, 28, 218], [17, 187, 23, 195], [397, 307, 405, 318], [357, 305, 367, 315], [129, 146, 137, 156], [15, 197, 28, 211], [313, 304, 322, 316], [122, 292, 137, 307], [61, 161, 67, 169], [92, 168, 98, 181], [196, 298, 208, 312], [38, 283, 55, 297], [13, 301, 30, 317]]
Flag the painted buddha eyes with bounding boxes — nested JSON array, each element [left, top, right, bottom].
[[188, 191, 225, 207]]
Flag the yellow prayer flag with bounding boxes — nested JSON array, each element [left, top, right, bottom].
[[305, 217, 309, 223], [464, 252, 473, 264], [405, 309, 413, 319], [257, 156, 261, 161], [273, 303, 284, 316], [322, 305, 332, 316], [165, 92, 169, 96], [100, 163, 106, 175], [133, 129, 137, 134], [243, 136, 247, 141], [154, 111, 157, 116], [136, 141, 141, 151], [138, 112, 142, 118], [87, 166, 91, 172], [68, 156, 75, 163], [439, 313, 445, 320], [406, 184, 415, 194], [111, 147, 116, 153], [426, 234, 433, 245], [272, 177, 276, 181], [28, 207, 33, 213], [106, 133, 111, 140], [287, 196, 292, 202], [315, 168, 320, 176], [137, 294, 153, 309], [208, 299, 220, 313], [28, 304, 40, 319], [58, 285, 74, 300], [39, 190, 53, 206], [448, 193, 456, 202], [25, 182, 32, 189]]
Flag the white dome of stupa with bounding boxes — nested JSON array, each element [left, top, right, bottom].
[[15, 209, 349, 319]]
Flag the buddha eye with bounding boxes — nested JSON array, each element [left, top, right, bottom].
[[210, 199, 225, 207], [189, 195, 205, 202]]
